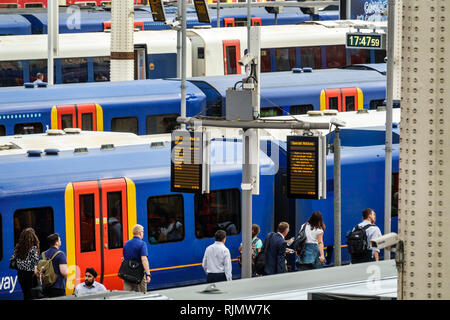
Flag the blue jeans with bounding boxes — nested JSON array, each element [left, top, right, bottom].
[[298, 243, 324, 270]]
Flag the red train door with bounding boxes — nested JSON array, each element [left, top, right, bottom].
[[72, 178, 128, 290], [223, 40, 241, 75], [52, 103, 102, 131]]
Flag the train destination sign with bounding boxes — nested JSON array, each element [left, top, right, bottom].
[[171, 129, 210, 194], [346, 32, 386, 50], [287, 135, 326, 199], [149, 0, 167, 22], [193, 0, 211, 24]]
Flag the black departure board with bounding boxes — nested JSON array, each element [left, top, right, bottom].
[[171, 130, 203, 193], [149, 0, 166, 22], [194, 0, 211, 23], [287, 135, 321, 199], [346, 32, 386, 50]]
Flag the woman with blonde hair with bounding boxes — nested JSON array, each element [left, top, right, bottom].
[[11, 228, 40, 299]]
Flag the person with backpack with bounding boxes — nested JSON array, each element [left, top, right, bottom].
[[297, 211, 326, 271], [34, 233, 68, 298], [238, 224, 263, 276], [347, 208, 382, 264]]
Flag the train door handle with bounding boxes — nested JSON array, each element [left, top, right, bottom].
[[104, 243, 108, 249]]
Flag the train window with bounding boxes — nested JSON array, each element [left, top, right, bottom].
[[260, 49, 271, 73], [370, 99, 385, 110], [194, 189, 241, 238], [0, 125, 5, 136], [146, 114, 179, 134], [111, 117, 138, 135], [349, 49, 370, 64], [0, 61, 24, 87], [329, 97, 339, 110], [374, 50, 387, 63], [61, 114, 73, 129], [24, 3, 43, 7], [225, 46, 238, 75], [300, 47, 322, 69], [14, 123, 43, 135], [81, 113, 93, 131], [275, 48, 296, 72], [93, 57, 110, 82], [345, 96, 356, 111], [13, 207, 54, 253], [107, 191, 123, 249], [0, 213, 2, 261], [29, 60, 48, 83], [391, 172, 399, 218], [290, 105, 314, 115], [325, 45, 347, 68], [147, 195, 184, 244], [79, 194, 96, 253], [260, 107, 283, 117], [61, 58, 88, 84], [197, 48, 205, 59]]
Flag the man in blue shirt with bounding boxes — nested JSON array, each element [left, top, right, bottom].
[[73, 268, 107, 295], [35, 233, 68, 298], [122, 224, 151, 293]]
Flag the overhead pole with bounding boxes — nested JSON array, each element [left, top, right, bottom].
[[181, 0, 187, 129], [47, 0, 58, 85]]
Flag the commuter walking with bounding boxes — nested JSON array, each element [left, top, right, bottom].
[[202, 230, 232, 283], [10, 228, 40, 300], [238, 224, 263, 276], [73, 267, 107, 295], [297, 211, 326, 270], [347, 208, 383, 263], [263, 222, 290, 275], [35, 233, 68, 298], [121, 224, 151, 293]]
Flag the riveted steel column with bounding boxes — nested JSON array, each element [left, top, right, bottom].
[[110, 0, 134, 81], [399, 0, 450, 300]]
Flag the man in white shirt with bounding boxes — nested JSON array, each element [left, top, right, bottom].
[[351, 208, 383, 263], [73, 268, 107, 295], [202, 230, 232, 283]]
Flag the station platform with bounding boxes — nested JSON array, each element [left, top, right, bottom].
[[56, 260, 397, 300]]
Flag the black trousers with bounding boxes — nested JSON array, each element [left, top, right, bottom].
[[43, 287, 66, 298], [351, 251, 374, 264], [17, 270, 36, 300], [206, 272, 227, 283]]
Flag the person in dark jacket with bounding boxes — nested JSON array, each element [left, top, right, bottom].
[[263, 222, 290, 275]]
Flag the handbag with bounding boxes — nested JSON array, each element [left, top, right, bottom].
[[9, 254, 18, 270], [118, 259, 145, 284]]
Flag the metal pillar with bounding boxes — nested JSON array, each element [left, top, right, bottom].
[[399, 0, 450, 300], [333, 126, 341, 266], [110, 0, 134, 82], [47, 0, 58, 85], [181, 0, 187, 129]]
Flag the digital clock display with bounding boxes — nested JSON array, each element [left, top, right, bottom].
[[346, 33, 385, 50]]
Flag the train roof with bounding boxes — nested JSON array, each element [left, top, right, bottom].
[[0, 29, 178, 60], [188, 64, 386, 98], [0, 135, 276, 196], [0, 14, 31, 35], [0, 78, 205, 109]]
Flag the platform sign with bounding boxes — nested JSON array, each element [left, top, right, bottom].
[[287, 135, 326, 199], [149, 0, 166, 22], [193, 0, 211, 24], [346, 32, 386, 50], [171, 129, 210, 194]]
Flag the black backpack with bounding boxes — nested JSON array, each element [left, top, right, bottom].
[[254, 232, 274, 275], [293, 224, 307, 257], [346, 224, 374, 256]]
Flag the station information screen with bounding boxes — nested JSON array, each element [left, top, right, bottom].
[[287, 135, 325, 199], [171, 130, 205, 193], [149, 0, 166, 22], [346, 32, 386, 50], [194, 0, 211, 23]]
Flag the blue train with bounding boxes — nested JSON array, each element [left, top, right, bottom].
[[0, 110, 400, 299], [0, 7, 339, 35], [0, 65, 388, 136]]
